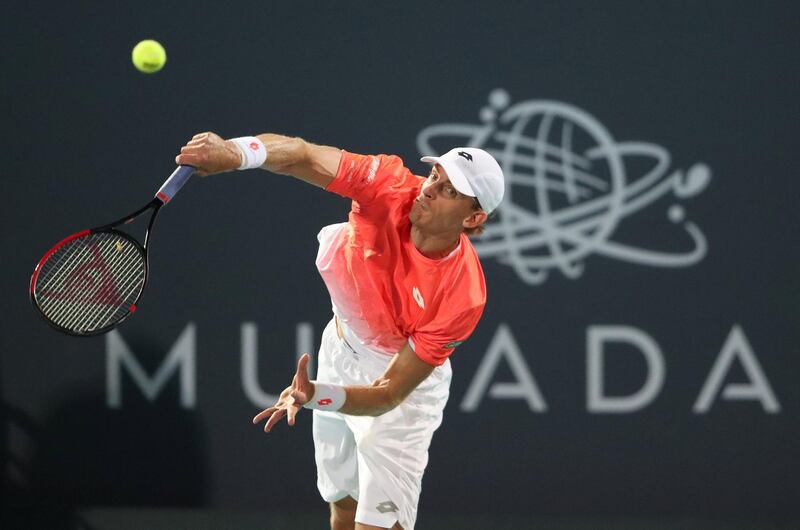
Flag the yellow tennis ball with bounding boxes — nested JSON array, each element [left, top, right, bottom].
[[132, 39, 166, 74]]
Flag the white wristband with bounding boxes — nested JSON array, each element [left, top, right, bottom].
[[229, 136, 267, 170], [303, 381, 346, 411]]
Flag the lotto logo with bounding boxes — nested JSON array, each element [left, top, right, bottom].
[[376, 501, 398, 513], [412, 286, 425, 309]]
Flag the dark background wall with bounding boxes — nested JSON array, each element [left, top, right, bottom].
[[2, 0, 798, 526]]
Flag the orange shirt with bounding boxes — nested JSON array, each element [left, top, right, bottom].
[[316, 150, 486, 366]]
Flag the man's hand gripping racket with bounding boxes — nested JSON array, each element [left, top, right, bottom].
[[30, 165, 196, 336]]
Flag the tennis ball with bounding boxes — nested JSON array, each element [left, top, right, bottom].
[[132, 39, 166, 73]]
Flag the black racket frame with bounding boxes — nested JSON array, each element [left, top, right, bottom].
[[30, 198, 164, 337]]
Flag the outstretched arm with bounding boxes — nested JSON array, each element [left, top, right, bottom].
[[253, 343, 435, 432], [175, 131, 342, 188], [336, 342, 435, 416]]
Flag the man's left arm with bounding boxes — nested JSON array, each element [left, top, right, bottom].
[[336, 342, 434, 416], [253, 343, 434, 432]]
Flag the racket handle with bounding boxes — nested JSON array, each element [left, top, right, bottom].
[[156, 165, 196, 204]]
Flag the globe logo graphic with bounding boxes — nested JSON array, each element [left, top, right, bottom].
[[417, 89, 711, 285]]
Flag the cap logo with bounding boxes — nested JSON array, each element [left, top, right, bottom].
[[457, 151, 473, 162]]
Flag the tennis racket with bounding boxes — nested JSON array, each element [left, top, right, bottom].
[[30, 165, 196, 336]]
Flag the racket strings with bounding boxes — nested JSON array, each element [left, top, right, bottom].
[[79, 245, 146, 329], [40, 236, 143, 332], [38, 235, 133, 327], [54, 237, 143, 330], [38, 236, 129, 316], [38, 237, 123, 314], [33, 232, 147, 334], [56, 242, 140, 331]]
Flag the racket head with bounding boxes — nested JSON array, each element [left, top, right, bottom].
[[30, 229, 148, 336]]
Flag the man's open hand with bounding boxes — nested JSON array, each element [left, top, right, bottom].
[[252, 353, 314, 433]]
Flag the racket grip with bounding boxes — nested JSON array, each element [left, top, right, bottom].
[[156, 165, 196, 204]]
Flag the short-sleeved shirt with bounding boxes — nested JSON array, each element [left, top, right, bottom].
[[315, 150, 486, 366]]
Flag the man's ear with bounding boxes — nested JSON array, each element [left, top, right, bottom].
[[463, 210, 488, 229]]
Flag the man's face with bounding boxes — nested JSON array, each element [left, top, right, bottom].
[[409, 164, 482, 234]]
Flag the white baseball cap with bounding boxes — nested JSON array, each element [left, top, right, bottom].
[[420, 147, 505, 214]]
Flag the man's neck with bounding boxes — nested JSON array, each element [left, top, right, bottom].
[[410, 225, 461, 259]]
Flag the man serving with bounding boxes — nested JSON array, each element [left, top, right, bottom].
[[175, 132, 504, 530]]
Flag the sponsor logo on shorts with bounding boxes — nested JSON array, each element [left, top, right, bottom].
[[317, 398, 333, 406], [376, 501, 398, 513]]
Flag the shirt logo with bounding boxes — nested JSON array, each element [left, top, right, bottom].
[[458, 150, 473, 162], [444, 340, 464, 349], [367, 156, 379, 183], [412, 286, 425, 309]]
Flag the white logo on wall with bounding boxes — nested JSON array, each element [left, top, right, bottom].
[[417, 89, 711, 285]]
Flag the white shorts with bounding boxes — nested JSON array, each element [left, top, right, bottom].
[[312, 317, 452, 530]]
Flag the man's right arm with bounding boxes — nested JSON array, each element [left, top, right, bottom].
[[175, 131, 342, 189]]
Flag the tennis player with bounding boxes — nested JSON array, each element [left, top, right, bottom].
[[176, 132, 504, 530]]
